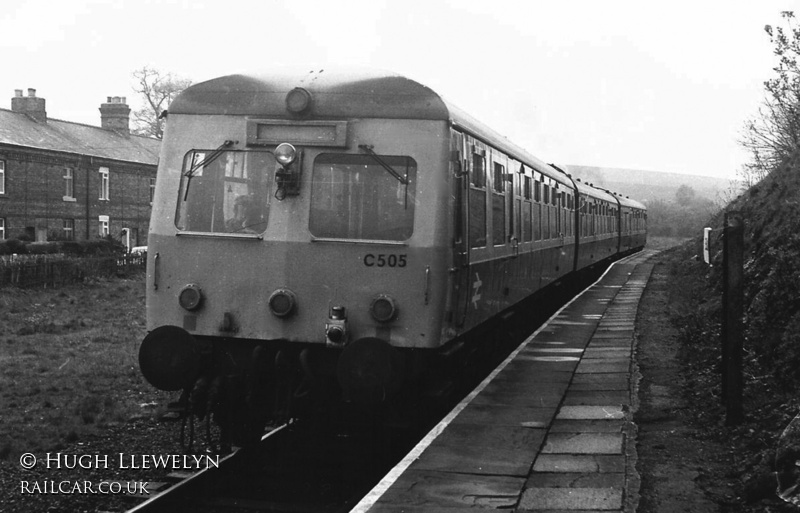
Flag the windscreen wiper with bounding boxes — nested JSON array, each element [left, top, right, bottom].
[[183, 140, 235, 200], [358, 144, 409, 185]]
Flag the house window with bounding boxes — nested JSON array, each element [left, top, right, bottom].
[[99, 167, 109, 200], [0, 160, 5, 194], [149, 177, 156, 204], [99, 215, 109, 236], [64, 168, 75, 200], [0, 218, 5, 240], [63, 219, 74, 240]]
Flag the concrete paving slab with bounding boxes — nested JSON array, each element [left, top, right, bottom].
[[499, 360, 577, 382], [518, 486, 623, 511], [452, 403, 556, 426], [541, 433, 624, 454], [532, 454, 626, 473], [516, 355, 582, 364], [563, 391, 631, 406], [471, 383, 567, 408], [549, 419, 626, 433], [587, 338, 632, 347], [556, 405, 625, 420], [591, 331, 633, 339], [568, 381, 629, 392], [570, 373, 629, 385], [526, 472, 625, 488], [575, 361, 630, 374], [409, 442, 537, 476], [424, 422, 544, 447], [377, 470, 526, 510], [368, 505, 486, 513], [583, 349, 631, 359]]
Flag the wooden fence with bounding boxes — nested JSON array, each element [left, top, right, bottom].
[[0, 253, 146, 288]]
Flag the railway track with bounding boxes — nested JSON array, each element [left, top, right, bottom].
[[125, 423, 290, 513], [125, 406, 429, 513]]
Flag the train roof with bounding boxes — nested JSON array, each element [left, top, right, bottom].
[[170, 69, 557, 170], [170, 68, 644, 209]]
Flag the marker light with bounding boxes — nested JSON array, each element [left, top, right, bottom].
[[286, 87, 311, 114], [268, 288, 297, 318], [325, 306, 348, 347], [275, 143, 297, 166], [178, 284, 203, 311], [326, 325, 345, 344]]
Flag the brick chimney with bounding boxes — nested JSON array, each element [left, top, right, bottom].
[[99, 96, 131, 135], [11, 88, 47, 123]]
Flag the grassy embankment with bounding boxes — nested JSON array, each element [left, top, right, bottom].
[[0, 273, 170, 461]]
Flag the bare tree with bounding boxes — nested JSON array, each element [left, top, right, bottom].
[[740, 11, 800, 184], [131, 66, 192, 139]]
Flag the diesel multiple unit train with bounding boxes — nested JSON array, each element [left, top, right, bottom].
[[139, 68, 647, 444]]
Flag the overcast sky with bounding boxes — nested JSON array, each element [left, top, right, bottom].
[[1, 0, 792, 180]]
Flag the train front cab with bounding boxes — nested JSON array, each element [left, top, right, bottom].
[[140, 74, 470, 428]]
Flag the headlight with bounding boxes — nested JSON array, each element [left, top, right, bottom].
[[274, 143, 297, 166]]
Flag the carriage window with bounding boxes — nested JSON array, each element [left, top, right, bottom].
[[176, 150, 274, 234], [469, 153, 487, 248], [492, 162, 505, 245], [310, 153, 416, 241], [493, 162, 505, 193], [472, 153, 486, 188]]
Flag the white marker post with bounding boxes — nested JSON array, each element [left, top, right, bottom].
[[703, 227, 712, 265]]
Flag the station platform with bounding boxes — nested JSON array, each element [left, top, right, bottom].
[[352, 249, 657, 512]]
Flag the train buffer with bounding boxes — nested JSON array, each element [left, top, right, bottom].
[[352, 250, 656, 512]]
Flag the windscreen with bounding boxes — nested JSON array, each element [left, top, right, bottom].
[[309, 153, 416, 241], [175, 150, 274, 234]]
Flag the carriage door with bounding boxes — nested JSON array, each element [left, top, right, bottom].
[[453, 138, 488, 328], [450, 133, 470, 328], [509, 164, 521, 257]]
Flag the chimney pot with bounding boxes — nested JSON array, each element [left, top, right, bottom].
[[100, 95, 131, 135], [12, 88, 46, 122]]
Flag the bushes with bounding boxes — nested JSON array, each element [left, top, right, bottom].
[[0, 239, 28, 255], [0, 237, 125, 256]]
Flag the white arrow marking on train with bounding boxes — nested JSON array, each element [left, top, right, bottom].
[[471, 272, 482, 309]]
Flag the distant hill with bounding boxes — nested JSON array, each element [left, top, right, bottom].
[[562, 165, 737, 204]]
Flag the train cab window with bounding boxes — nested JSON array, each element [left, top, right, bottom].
[[310, 153, 416, 241], [176, 150, 274, 234]]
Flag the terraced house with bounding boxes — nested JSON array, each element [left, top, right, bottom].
[[0, 88, 159, 246]]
